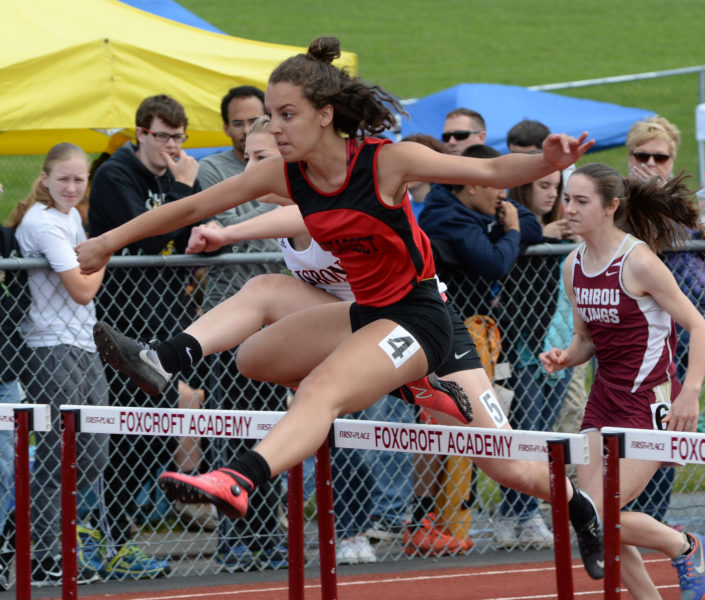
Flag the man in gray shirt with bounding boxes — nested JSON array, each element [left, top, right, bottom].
[[197, 86, 287, 572], [198, 85, 278, 308]]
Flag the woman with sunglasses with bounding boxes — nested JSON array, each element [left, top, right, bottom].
[[627, 115, 678, 183], [625, 114, 705, 547]]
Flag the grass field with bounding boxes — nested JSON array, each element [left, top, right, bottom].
[[177, 0, 705, 178], [2, 0, 705, 219]]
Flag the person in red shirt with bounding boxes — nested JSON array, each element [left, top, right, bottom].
[[76, 36, 598, 573]]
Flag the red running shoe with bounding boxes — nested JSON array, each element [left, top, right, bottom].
[[399, 373, 473, 424], [158, 468, 253, 520], [403, 512, 473, 557]]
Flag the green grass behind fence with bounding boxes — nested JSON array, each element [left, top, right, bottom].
[[2, 0, 705, 221]]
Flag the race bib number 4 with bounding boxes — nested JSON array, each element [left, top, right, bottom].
[[379, 325, 421, 368]]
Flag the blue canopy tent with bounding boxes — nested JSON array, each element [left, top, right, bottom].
[[401, 83, 654, 153], [120, 0, 226, 33]]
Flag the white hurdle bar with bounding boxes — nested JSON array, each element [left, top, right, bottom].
[[60, 405, 590, 600], [601, 426, 705, 600]]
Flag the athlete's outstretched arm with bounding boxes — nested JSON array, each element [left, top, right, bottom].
[[540, 252, 595, 373], [186, 205, 308, 254], [76, 158, 288, 274], [378, 133, 594, 198]]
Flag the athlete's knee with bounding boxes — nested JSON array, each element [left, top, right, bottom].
[[293, 370, 347, 415], [489, 461, 538, 495], [236, 341, 268, 380]]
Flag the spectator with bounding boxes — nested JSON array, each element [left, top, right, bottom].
[[419, 144, 542, 316], [419, 144, 543, 549], [198, 90, 288, 572], [493, 167, 571, 549], [88, 94, 200, 578], [442, 108, 487, 155], [8, 143, 109, 585], [0, 214, 29, 589], [506, 119, 550, 153], [623, 115, 700, 524]]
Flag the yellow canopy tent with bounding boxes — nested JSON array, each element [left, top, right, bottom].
[[0, 0, 357, 155]]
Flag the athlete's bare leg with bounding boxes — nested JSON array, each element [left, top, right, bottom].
[[580, 430, 686, 559], [184, 273, 340, 356], [619, 544, 661, 600], [236, 302, 429, 475], [425, 367, 577, 503]]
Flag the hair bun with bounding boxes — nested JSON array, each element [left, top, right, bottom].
[[306, 37, 341, 63]]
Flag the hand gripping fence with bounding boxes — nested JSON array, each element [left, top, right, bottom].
[[58, 405, 591, 600], [0, 404, 51, 600], [601, 427, 705, 600]]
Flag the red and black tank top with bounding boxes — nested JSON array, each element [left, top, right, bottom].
[[284, 137, 436, 307]]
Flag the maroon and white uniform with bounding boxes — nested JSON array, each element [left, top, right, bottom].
[[573, 234, 680, 431]]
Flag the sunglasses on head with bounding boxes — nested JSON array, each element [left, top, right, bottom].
[[441, 129, 482, 143], [631, 151, 672, 164]]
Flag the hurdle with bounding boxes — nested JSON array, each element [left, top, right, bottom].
[[60, 404, 589, 600], [0, 404, 51, 599], [601, 426, 705, 599]]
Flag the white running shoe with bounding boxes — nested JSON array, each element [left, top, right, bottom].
[[336, 535, 377, 564], [518, 514, 554, 549], [493, 515, 519, 548]]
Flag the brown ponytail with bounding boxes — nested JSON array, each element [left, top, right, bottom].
[[572, 163, 700, 253], [270, 36, 406, 138]]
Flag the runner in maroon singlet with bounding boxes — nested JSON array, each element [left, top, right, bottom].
[[541, 163, 705, 598]]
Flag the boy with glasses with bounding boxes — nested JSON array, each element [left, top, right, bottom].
[[86, 94, 201, 580]]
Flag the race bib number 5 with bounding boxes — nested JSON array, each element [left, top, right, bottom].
[[379, 325, 421, 368], [479, 388, 508, 428]]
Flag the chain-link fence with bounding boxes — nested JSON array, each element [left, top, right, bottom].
[[1, 245, 705, 586]]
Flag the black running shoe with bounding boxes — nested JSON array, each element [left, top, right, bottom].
[[93, 322, 171, 396], [574, 490, 604, 580]]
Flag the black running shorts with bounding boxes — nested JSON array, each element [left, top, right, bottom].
[[349, 279, 452, 374], [435, 301, 483, 377]]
